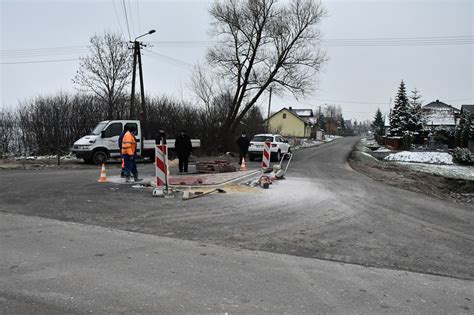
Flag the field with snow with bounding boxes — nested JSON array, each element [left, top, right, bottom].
[[384, 151, 453, 165], [398, 162, 474, 181]]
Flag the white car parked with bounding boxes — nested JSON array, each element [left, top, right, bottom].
[[248, 134, 291, 162]]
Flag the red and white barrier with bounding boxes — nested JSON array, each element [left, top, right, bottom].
[[155, 145, 168, 187], [261, 140, 271, 169]]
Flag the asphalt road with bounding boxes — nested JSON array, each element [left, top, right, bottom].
[[0, 137, 473, 312], [1, 213, 472, 314]]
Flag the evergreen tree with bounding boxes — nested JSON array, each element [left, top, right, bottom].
[[318, 113, 326, 131], [408, 88, 424, 132], [371, 108, 385, 139], [339, 116, 345, 132], [457, 112, 473, 147], [389, 80, 412, 135]]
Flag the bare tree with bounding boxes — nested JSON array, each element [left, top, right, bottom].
[[73, 32, 132, 119], [201, 0, 326, 147]]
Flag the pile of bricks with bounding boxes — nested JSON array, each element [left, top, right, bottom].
[[195, 160, 237, 173]]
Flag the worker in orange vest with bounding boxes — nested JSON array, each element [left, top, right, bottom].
[[118, 124, 130, 178], [121, 125, 141, 182]]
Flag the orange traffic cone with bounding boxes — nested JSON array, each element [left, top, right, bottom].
[[98, 163, 108, 183], [240, 157, 247, 171]]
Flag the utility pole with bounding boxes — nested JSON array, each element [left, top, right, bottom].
[[129, 30, 156, 126], [318, 106, 321, 129], [137, 43, 146, 130], [130, 41, 139, 119], [267, 87, 272, 132]]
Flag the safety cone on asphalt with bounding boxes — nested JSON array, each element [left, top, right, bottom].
[[240, 157, 247, 171], [98, 163, 108, 183]]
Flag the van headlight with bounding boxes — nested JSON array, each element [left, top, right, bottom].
[[78, 145, 90, 150]]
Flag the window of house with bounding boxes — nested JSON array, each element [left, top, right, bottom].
[[283, 113, 287, 119]]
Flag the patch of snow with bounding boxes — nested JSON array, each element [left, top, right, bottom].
[[293, 109, 313, 117], [292, 140, 323, 151], [323, 135, 342, 142], [374, 147, 392, 152], [14, 154, 75, 161], [385, 151, 453, 165], [398, 162, 474, 181]]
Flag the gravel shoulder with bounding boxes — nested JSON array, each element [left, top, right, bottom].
[[349, 144, 474, 204]]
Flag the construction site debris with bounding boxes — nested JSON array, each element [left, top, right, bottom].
[[196, 160, 237, 173], [182, 188, 226, 200]]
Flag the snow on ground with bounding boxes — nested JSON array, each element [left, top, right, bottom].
[[301, 140, 324, 147], [374, 147, 392, 152], [360, 138, 378, 147], [385, 151, 453, 165], [14, 154, 75, 161], [398, 162, 474, 181], [323, 135, 342, 142], [292, 140, 324, 151]]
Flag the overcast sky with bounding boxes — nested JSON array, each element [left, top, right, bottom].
[[1, 0, 473, 122]]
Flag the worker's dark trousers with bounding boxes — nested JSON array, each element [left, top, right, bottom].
[[124, 155, 138, 178], [239, 151, 248, 164], [178, 154, 189, 173]]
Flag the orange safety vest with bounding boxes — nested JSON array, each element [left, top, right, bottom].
[[121, 131, 137, 156]]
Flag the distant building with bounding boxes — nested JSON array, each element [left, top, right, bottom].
[[422, 99, 459, 129], [460, 104, 474, 115], [267, 107, 317, 138]]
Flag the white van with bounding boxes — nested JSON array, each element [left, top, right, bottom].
[[71, 120, 200, 164]]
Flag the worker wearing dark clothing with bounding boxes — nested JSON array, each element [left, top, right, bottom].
[[236, 132, 251, 165], [175, 130, 192, 173], [155, 129, 167, 145], [118, 125, 130, 178]]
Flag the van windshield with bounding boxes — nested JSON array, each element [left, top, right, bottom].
[[252, 136, 274, 142], [90, 122, 107, 135]]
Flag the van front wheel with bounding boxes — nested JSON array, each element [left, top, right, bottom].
[[92, 150, 108, 165]]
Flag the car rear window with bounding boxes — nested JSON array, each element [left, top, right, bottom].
[[252, 136, 273, 142]]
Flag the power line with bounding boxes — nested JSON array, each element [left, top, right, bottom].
[[136, 0, 141, 35], [445, 97, 474, 102], [2, 34, 473, 56], [127, 0, 136, 38], [143, 48, 194, 70], [121, 0, 132, 40], [0, 58, 79, 65], [280, 95, 389, 106], [1, 49, 88, 59], [0, 45, 86, 55], [111, 0, 125, 38]]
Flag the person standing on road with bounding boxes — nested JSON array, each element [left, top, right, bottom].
[[121, 125, 141, 182], [175, 130, 192, 174], [236, 131, 251, 165], [118, 125, 130, 178]]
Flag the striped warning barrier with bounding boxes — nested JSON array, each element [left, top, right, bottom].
[[155, 145, 168, 187], [261, 140, 271, 169]]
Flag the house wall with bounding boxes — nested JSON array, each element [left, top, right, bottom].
[[304, 125, 312, 138], [269, 109, 305, 137]]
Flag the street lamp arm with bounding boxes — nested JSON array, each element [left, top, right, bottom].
[[135, 29, 156, 41]]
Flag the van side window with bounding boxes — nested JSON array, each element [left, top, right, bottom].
[[103, 123, 123, 138]]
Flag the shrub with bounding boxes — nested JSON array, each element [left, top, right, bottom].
[[452, 147, 473, 165]]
